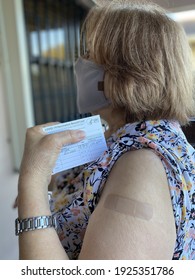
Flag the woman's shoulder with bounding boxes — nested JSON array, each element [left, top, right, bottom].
[[99, 148, 176, 241], [103, 148, 169, 203]]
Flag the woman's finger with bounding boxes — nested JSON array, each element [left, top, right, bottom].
[[41, 130, 86, 151], [58, 130, 86, 144]]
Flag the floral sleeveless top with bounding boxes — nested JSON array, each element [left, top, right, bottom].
[[50, 120, 195, 260]]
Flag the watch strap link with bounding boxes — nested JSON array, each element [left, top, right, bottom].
[[15, 215, 57, 236]]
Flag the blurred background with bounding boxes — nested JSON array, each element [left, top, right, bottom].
[[0, 0, 195, 259]]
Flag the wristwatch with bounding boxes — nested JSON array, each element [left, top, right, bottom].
[[15, 215, 57, 236]]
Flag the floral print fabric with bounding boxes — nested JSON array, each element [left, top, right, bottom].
[[50, 120, 195, 260]]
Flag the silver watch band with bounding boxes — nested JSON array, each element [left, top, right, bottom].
[[15, 215, 57, 236]]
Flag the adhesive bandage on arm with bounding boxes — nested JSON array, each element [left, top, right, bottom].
[[104, 194, 153, 221]]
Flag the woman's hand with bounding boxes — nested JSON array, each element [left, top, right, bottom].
[[17, 123, 85, 220], [18, 123, 86, 188], [17, 123, 85, 259]]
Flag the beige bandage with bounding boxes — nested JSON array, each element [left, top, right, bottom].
[[104, 194, 153, 221]]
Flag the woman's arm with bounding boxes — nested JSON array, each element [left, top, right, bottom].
[[79, 149, 176, 259], [17, 123, 176, 259], [17, 124, 85, 259], [18, 184, 68, 260]]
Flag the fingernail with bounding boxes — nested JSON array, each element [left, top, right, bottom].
[[75, 130, 86, 139]]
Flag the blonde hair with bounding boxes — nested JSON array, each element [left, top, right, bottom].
[[81, 0, 195, 125]]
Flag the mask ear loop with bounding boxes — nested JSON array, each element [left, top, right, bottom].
[[80, 26, 91, 59]]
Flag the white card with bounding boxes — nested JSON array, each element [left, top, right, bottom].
[[43, 115, 108, 174]]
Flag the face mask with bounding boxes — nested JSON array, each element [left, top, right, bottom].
[[74, 57, 110, 114]]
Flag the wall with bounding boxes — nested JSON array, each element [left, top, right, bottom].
[[0, 0, 34, 171], [0, 69, 12, 176], [0, 68, 19, 259]]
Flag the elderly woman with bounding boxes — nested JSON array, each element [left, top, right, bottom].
[[16, 0, 195, 260]]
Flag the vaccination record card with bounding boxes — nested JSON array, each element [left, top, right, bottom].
[[43, 115, 108, 174]]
